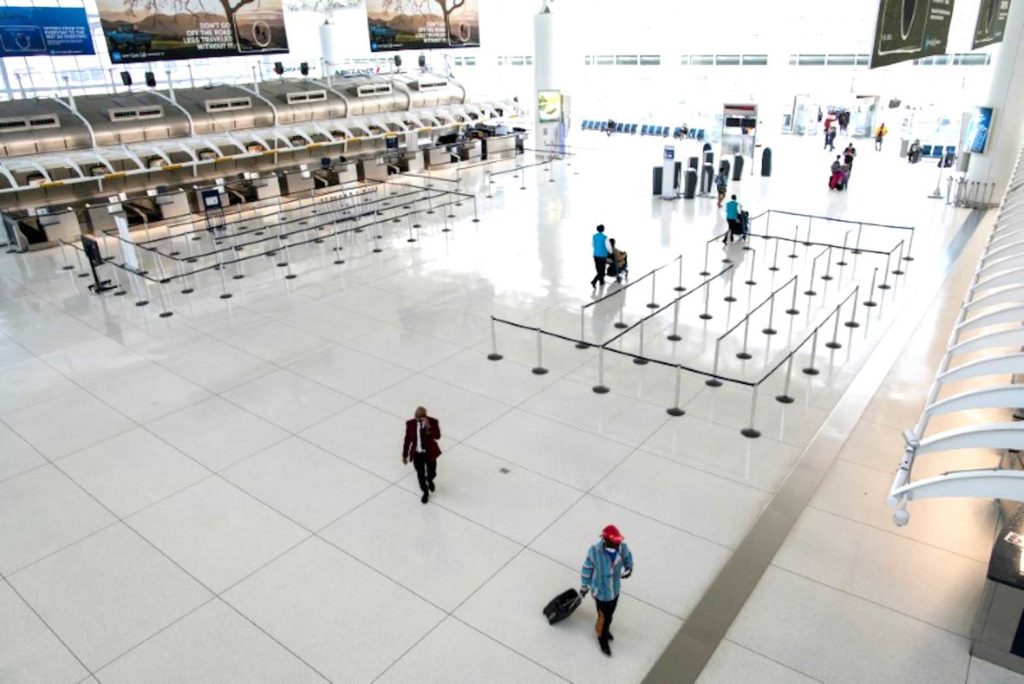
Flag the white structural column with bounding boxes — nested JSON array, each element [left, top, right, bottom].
[[967, 0, 1024, 193], [533, 1, 561, 151]]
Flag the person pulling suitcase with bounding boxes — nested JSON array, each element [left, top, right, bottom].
[[580, 525, 633, 656]]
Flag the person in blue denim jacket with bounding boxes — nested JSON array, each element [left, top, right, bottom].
[[580, 524, 634, 656]]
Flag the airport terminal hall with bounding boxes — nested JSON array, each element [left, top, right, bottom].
[[6, 0, 1024, 681]]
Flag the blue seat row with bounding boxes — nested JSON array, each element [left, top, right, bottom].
[[920, 144, 956, 158], [579, 120, 706, 140]]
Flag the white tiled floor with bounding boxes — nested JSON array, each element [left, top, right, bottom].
[[0, 134, 1020, 683]]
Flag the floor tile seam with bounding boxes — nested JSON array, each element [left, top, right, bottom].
[[443, 615, 574, 684], [157, 356, 283, 396], [40, 420, 153, 466], [632, 446, 786, 497], [0, 378, 83, 421], [513, 401, 669, 453], [0, 572, 98, 680], [791, 506, 990, 569], [718, 637, 826, 684], [804, 503, 994, 564], [765, 564, 977, 641], [365, 613, 452, 683]]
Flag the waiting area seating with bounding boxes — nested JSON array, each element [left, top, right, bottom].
[[580, 119, 706, 140]]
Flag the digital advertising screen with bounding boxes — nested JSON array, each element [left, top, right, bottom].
[[97, 0, 288, 63], [366, 0, 480, 52], [973, 0, 1011, 49], [0, 6, 94, 57], [964, 106, 994, 154], [870, 0, 954, 69], [537, 90, 562, 123]]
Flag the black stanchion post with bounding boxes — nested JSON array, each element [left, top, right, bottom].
[[699, 280, 713, 320], [864, 268, 879, 307], [615, 291, 628, 329], [821, 245, 834, 281], [633, 320, 649, 365], [837, 231, 850, 267], [789, 226, 799, 258], [804, 253, 819, 296], [593, 347, 610, 394], [878, 250, 892, 290], [741, 385, 762, 438], [736, 317, 752, 360], [532, 328, 549, 375], [803, 329, 820, 375], [826, 305, 843, 349], [700, 242, 711, 277], [852, 222, 864, 255], [892, 240, 905, 275], [724, 271, 737, 303], [59, 241, 75, 270], [786, 275, 800, 315], [667, 299, 682, 341], [576, 308, 589, 349], [803, 217, 813, 246], [674, 255, 686, 292], [73, 244, 89, 278], [472, 197, 480, 223], [647, 271, 659, 309], [769, 238, 780, 272], [845, 286, 862, 328], [283, 241, 297, 280], [904, 229, 915, 261], [487, 318, 503, 360], [763, 291, 778, 335], [215, 251, 232, 300], [776, 356, 796, 404], [744, 248, 757, 286], [442, 210, 451, 233], [333, 229, 345, 265], [706, 340, 723, 387], [667, 365, 685, 417]]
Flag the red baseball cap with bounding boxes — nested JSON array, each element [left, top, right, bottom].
[[602, 525, 624, 544]]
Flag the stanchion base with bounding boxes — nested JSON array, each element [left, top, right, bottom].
[[825, 341, 842, 349], [878, 284, 891, 290], [407, 238, 417, 243], [762, 328, 777, 335], [285, 274, 297, 280], [614, 322, 628, 330], [837, 261, 848, 267], [699, 271, 711, 277], [219, 294, 232, 300], [180, 288, 193, 295], [646, 303, 659, 309], [441, 228, 452, 233], [276, 262, 288, 268], [592, 385, 610, 394], [892, 269, 905, 276], [666, 407, 685, 417], [699, 313, 713, 320], [785, 308, 800, 315], [169, 251, 180, 257], [392, 219, 401, 224], [802, 367, 820, 376], [804, 290, 817, 297], [186, 258, 198, 264], [705, 378, 722, 387], [776, 395, 794, 404], [532, 367, 549, 375], [903, 256, 914, 262], [413, 224, 422, 229], [741, 428, 761, 439], [844, 321, 861, 328], [135, 300, 149, 307], [78, 273, 90, 278], [667, 334, 682, 342], [674, 286, 686, 292], [745, 280, 757, 286], [334, 259, 346, 265], [372, 248, 383, 253], [61, 265, 75, 271], [851, 249, 862, 255], [768, 266, 780, 272], [736, 352, 752, 360], [487, 353, 503, 361], [724, 296, 737, 303], [821, 275, 833, 281], [472, 218, 481, 223], [722, 258, 732, 264], [863, 301, 878, 307], [633, 358, 649, 366], [742, 246, 753, 252], [402, 205, 411, 210], [788, 254, 798, 259], [574, 342, 590, 350], [159, 311, 173, 318], [232, 275, 245, 280]]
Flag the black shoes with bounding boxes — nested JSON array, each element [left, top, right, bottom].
[[607, 633, 614, 641], [421, 492, 428, 504], [428, 481, 435, 492], [599, 639, 611, 657]]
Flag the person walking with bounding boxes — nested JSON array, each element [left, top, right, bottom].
[[714, 168, 728, 207], [591, 224, 609, 289], [580, 525, 633, 657], [723, 195, 741, 244], [608, 238, 628, 284], [402, 406, 442, 504], [874, 123, 888, 151], [823, 125, 836, 152]]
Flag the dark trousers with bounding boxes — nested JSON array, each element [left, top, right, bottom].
[[412, 452, 436, 492], [595, 596, 618, 642], [723, 220, 737, 242], [591, 257, 607, 286]]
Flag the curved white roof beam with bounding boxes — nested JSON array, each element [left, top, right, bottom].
[[923, 384, 1024, 417], [978, 253, 1024, 280], [957, 303, 1024, 333], [0, 161, 19, 189], [939, 354, 1024, 384], [949, 327, 1024, 356], [990, 226, 1024, 249], [915, 422, 1024, 457], [981, 239, 1024, 263], [60, 156, 85, 178], [962, 284, 1024, 313], [119, 145, 146, 170], [891, 470, 1024, 525], [970, 269, 1024, 295]]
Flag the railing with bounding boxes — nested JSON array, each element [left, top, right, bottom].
[[888, 148, 1024, 526]]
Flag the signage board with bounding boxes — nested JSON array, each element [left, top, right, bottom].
[[97, 0, 288, 63], [870, 0, 954, 68], [973, 0, 1011, 48], [964, 106, 994, 154], [366, 0, 479, 52], [0, 7, 94, 57], [537, 90, 562, 123]]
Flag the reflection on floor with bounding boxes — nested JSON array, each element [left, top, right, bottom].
[[0, 133, 1019, 683]]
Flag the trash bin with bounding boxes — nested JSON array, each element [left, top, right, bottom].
[[701, 164, 714, 193], [761, 148, 772, 177], [652, 167, 663, 195], [684, 169, 698, 199], [732, 155, 745, 181]]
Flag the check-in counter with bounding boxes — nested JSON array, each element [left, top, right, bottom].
[[281, 170, 315, 195], [972, 504, 1024, 675], [87, 204, 117, 235], [361, 157, 391, 182], [3, 208, 81, 251], [427, 147, 453, 167], [155, 191, 190, 220], [484, 134, 517, 157], [254, 175, 281, 201]]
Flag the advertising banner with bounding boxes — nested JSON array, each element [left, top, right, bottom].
[[366, 0, 480, 52], [973, 0, 1012, 48], [537, 90, 562, 123], [964, 106, 994, 153], [870, 0, 955, 69], [97, 0, 288, 64], [0, 7, 94, 57]]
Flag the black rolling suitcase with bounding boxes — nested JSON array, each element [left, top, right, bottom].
[[543, 588, 583, 625]]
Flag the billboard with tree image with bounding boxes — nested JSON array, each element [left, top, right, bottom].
[[366, 0, 480, 52]]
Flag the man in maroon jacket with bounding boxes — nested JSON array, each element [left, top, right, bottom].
[[402, 406, 442, 504]]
